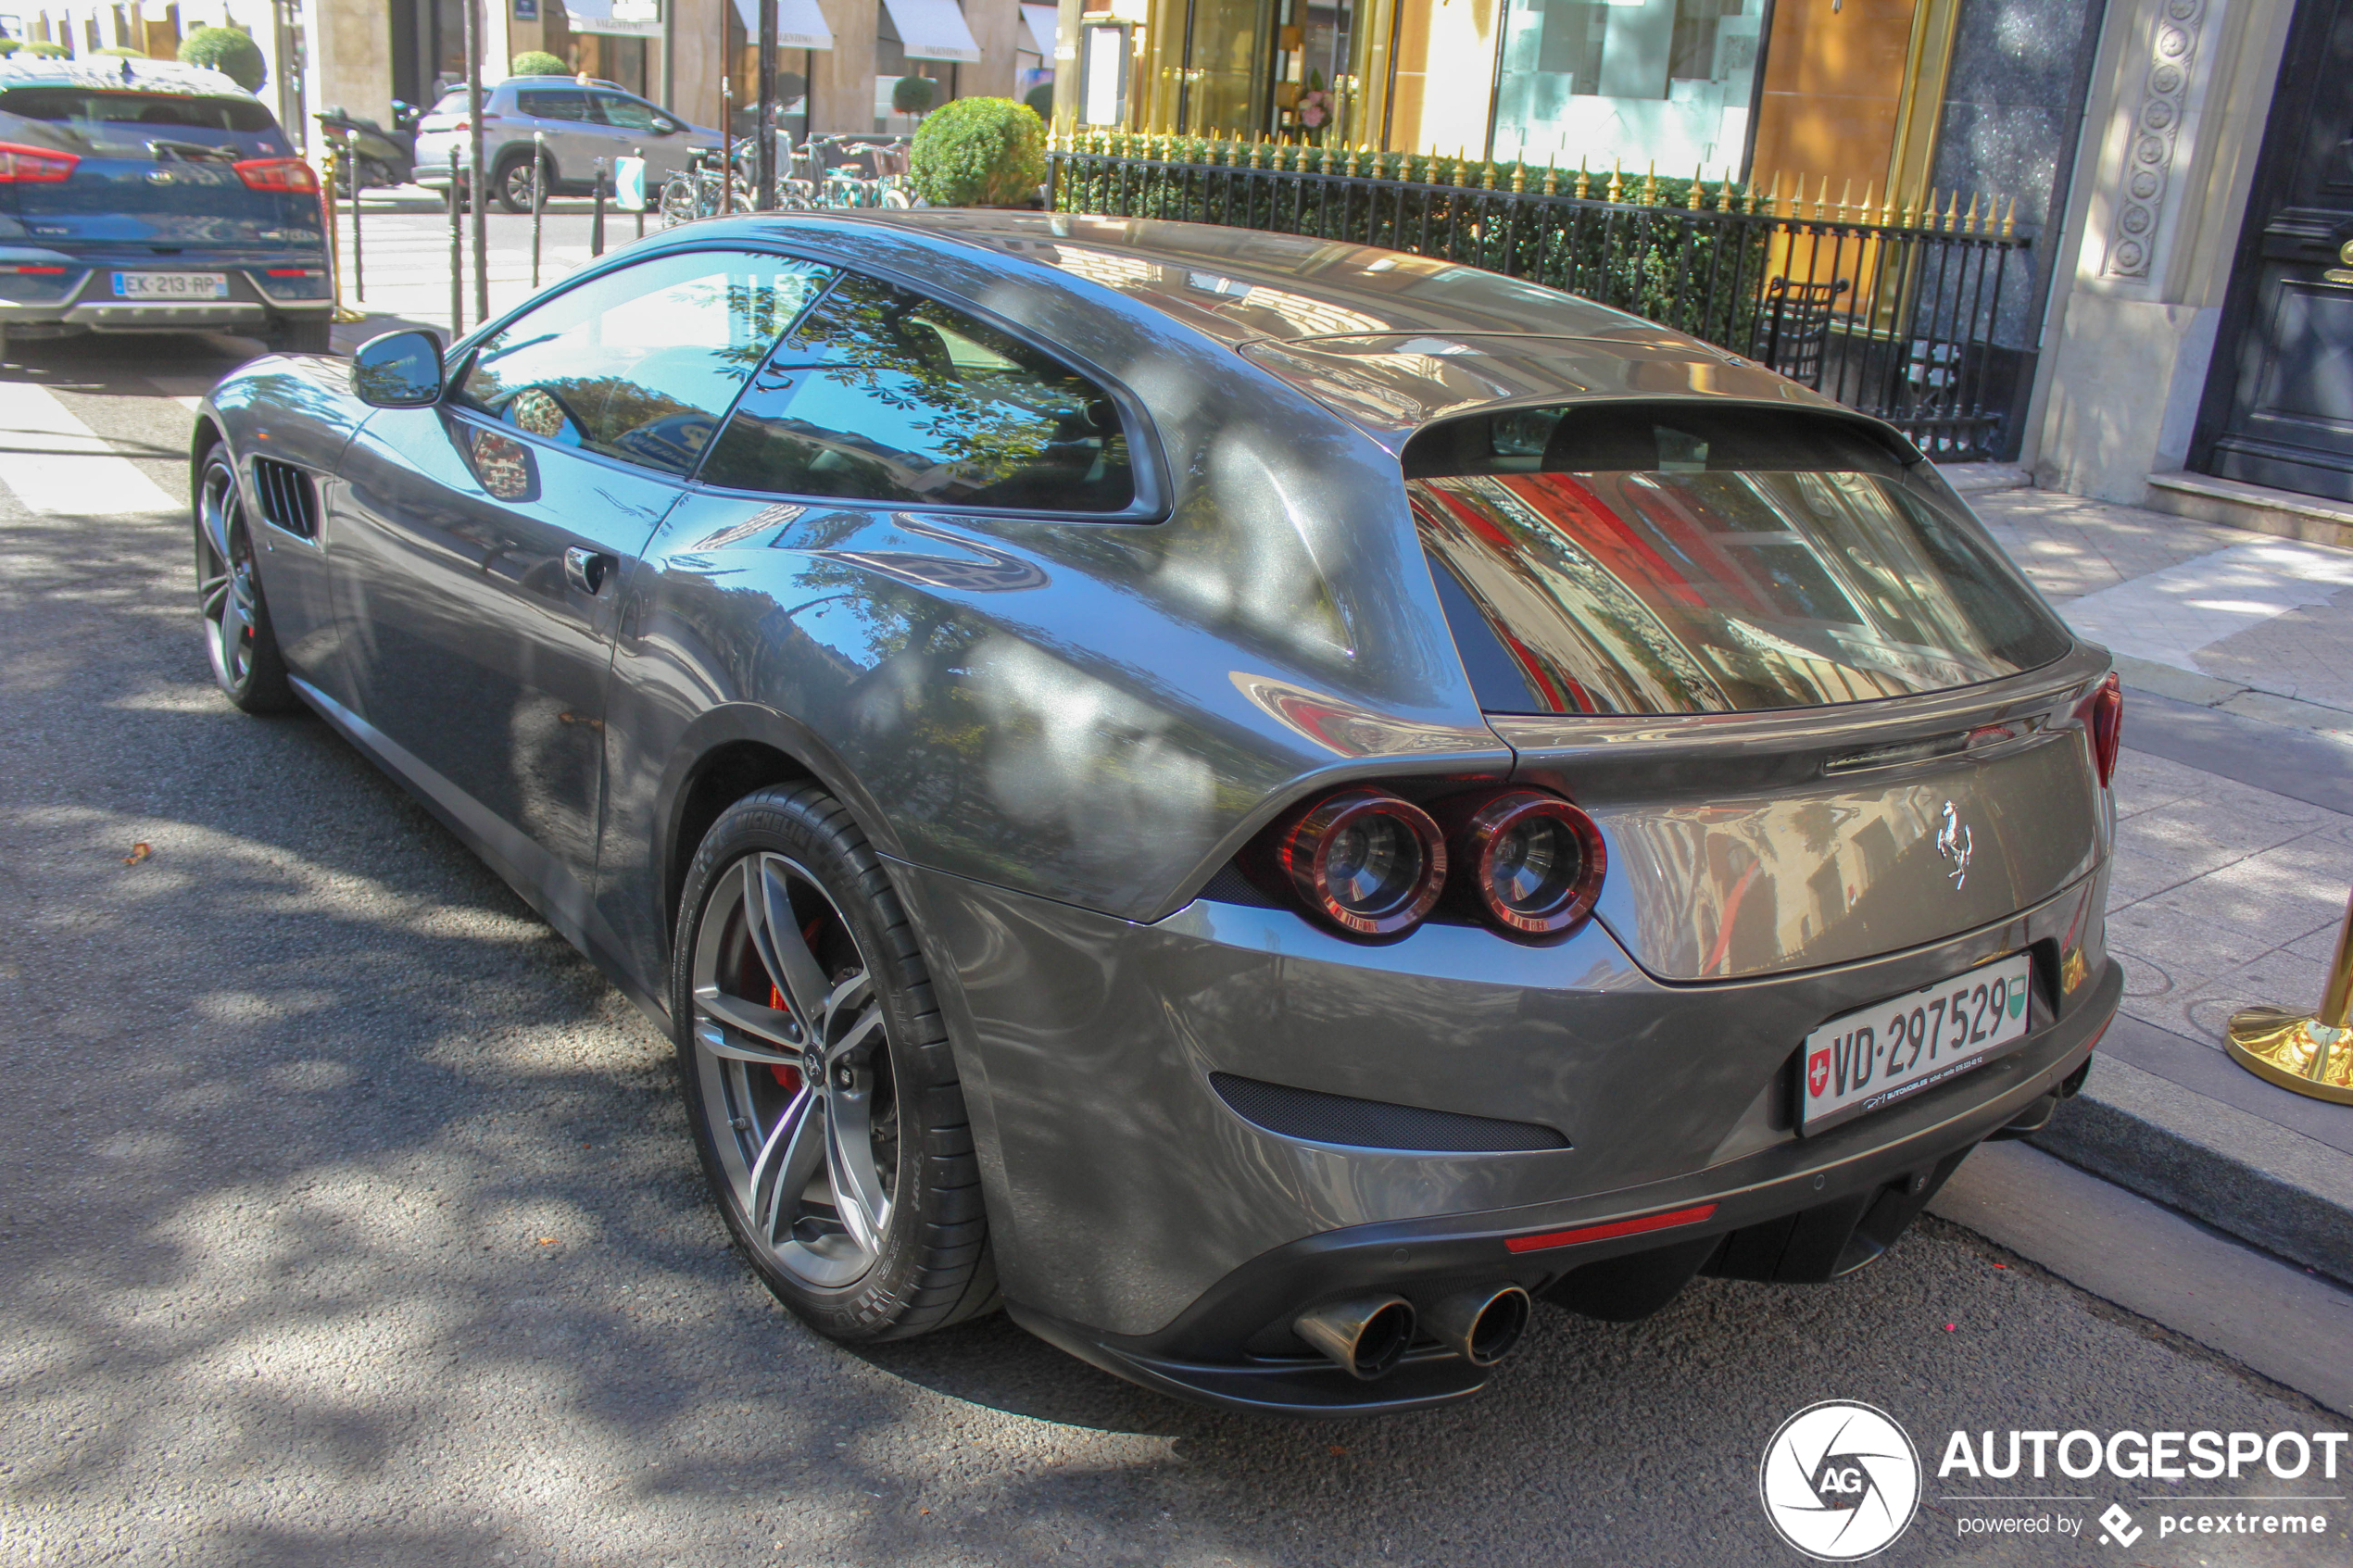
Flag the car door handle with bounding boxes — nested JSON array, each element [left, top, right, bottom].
[[564, 546, 616, 596]]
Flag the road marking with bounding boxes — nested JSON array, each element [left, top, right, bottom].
[[0, 379, 177, 515], [2059, 538, 2353, 673]]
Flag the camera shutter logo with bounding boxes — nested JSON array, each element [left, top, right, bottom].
[[1758, 1400, 1922, 1560]]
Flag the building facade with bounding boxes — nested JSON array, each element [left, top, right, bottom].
[[17, 0, 1039, 156]]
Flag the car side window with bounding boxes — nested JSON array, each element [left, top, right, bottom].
[[517, 88, 591, 122], [698, 272, 1137, 512], [454, 249, 836, 478], [593, 93, 657, 132]]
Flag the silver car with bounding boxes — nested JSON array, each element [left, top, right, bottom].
[[189, 213, 2120, 1414], [412, 78, 719, 211]]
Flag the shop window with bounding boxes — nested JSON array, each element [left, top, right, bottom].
[[1491, 0, 1763, 178]]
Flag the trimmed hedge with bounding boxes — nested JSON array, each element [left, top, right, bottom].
[[890, 74, 937, 116], [510, 50, 569, 76], [909, 96, 1044, 207], [178, 25, 264, 91]]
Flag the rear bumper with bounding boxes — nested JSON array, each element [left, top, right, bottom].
[[0, 262, 329, 337], [1012, 959, 2118, 1414]]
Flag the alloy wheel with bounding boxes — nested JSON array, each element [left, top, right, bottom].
[[196, 458, 259, 693], [690, 850, 899, 1288]]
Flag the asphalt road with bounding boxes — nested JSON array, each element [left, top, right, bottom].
[[1, 332, 2347, 1568]]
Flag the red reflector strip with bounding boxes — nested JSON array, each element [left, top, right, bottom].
[[1504, 1201, 1718, 1254], [1, 265, 68, 274], [263, 268, 324, 276]]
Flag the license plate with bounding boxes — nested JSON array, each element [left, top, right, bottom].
[[1799, 952, 2034, 1135], [112, 271, 229, 300]]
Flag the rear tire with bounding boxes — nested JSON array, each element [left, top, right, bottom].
[[495, 150, 544, 214], [673, 784, 998, 1342]]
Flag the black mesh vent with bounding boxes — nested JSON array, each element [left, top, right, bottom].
[[1197, 862, 1283, 909], [250, 458, 319, 539], [1211, 1073, 1570, 1153]]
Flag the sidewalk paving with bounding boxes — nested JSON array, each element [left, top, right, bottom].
[[1968, 479, 2353, 1281]]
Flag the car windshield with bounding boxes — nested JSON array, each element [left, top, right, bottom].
[[1410, 405, 2071, 716], [0, 87, 274, 133]]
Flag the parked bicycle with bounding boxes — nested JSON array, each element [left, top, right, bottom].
[[659, 134, 912, 224]]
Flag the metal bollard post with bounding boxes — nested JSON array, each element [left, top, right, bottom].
[[634, 145, 645, 240], [531, 131, 545, 289], [321, 144, 364, 324], [344, 134, 365, 304], [591, 159, 607, 257], [447, 147, 464, 337], [2226, 892, 2353, 1102]]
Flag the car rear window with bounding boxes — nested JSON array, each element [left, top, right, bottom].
[[0, 87, 275, 132], [1408, 405, 2070, 716]]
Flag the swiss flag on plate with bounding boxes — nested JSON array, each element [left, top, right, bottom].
[[1807, 1048, 1831, 1098]]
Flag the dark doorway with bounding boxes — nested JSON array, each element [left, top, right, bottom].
[[2193, 0, 2353, 500]]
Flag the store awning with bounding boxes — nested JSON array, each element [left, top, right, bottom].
[[565, 0, 663, 38], [724, 0, 836, 50], [881, 0, 980, 63], [1017, 3, 1056, 56]]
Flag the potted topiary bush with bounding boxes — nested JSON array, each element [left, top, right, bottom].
[[908, 96, 1045, 207], [891, 73, 937, 119], [510, 50, 568, 76], [179, 24, 265, 91]]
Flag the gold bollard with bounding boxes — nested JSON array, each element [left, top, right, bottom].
[[320, 146, 366, 326], [2224, 891, 2353, 1103]]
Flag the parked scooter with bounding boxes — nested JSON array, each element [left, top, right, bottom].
[[315, 104, 418, 194]]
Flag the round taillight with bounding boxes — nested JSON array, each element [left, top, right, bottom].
[[1456, 790, 1605, 936], [1277, 788, 1447, 936]]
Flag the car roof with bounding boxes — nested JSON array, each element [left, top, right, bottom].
[[659, 210, 1860, 446], [859, 209, 1659, 345], [0, 56, 258, 97], [853, 210, 1853, 443]]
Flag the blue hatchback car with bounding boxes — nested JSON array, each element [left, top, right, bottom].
[[0, 56, 331, 356]]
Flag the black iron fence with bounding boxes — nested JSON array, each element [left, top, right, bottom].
[[1049, 137, 2037, 461]]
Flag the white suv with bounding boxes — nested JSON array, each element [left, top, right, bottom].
[[413, 79, 719, 211]]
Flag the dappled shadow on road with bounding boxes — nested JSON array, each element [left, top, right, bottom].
[[0, 421, 2333, 1568]]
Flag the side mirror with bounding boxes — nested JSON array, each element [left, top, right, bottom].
[[350, 329, 444, 408], [652, 116, 682, 135]]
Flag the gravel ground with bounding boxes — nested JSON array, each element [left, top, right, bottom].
[[0, 336, 2343, 1567]]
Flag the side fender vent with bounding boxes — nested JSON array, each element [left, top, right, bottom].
[[1210, 1073, 1570, 1153], [250, 457, 319, 539]]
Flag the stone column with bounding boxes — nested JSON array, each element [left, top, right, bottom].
[[2030, 0, 2295, 499], [812, 0, 875, 132], [961, 0, 1017, 100], [669, 0, 729, 124], [313, 0, 396, 126]]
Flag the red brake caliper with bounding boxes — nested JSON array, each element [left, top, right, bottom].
[[768, 980, 803, 1094]]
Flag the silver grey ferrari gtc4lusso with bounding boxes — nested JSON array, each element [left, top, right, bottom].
[[191, 211, 2120, 1414]]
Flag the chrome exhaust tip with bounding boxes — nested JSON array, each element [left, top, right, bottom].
[[1292, 1294, 1416, 1380], [1423, 1285, 1531, 1367]]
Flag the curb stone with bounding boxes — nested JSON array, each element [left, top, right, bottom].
[[2030, 1052, 2353, 1286]]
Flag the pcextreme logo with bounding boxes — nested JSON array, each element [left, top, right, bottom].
[[1758, 1400, 1923, 1561]]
